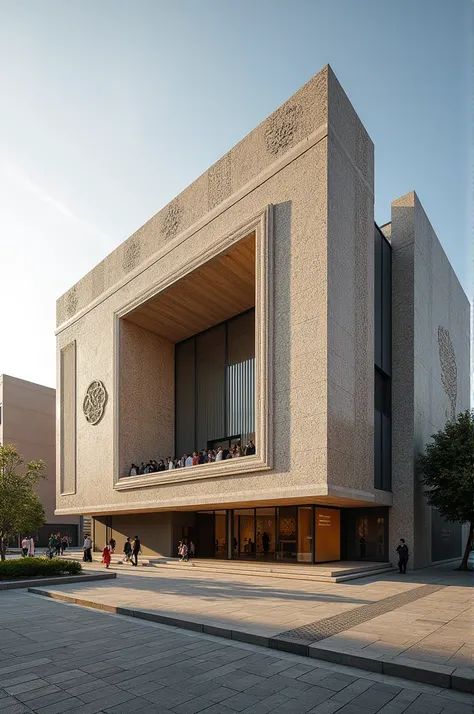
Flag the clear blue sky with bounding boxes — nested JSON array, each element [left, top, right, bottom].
[[0, 0, 471, 387]]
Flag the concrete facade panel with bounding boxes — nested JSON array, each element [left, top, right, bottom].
[[118, 320, 175, 478], [390, 191, 470, 568]]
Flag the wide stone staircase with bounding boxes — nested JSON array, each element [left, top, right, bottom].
[[65, 549, 395, 582], [147, 558, 396, 583]]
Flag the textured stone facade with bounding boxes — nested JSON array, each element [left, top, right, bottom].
[[55, 66, 469, 567], [390, 192, 470, 568]]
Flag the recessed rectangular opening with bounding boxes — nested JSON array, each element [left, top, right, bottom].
[[118, 232, 257, 478]]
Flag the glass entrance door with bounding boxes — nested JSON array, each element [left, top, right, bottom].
[[278, 507, 297, 561], [256, 508, 276, 559], [297, 507, 312, 562], [356, 515, 385, 560], [215, 511, 227, 559], [234, 509, 255, 558]]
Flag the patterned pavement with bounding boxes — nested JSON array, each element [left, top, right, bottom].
[[0, 591, 472, 714], [280, 584, 445, 642]]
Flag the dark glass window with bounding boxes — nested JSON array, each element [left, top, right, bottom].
[[374, 225, 392, 492], [375, 369, 391, 416], [374, 367, 392, 491], [374, 226, 391, 375]]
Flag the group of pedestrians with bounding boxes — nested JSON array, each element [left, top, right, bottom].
[[91, 536, 142, 568], [121, 536, 141, 566], [47, 533, 71, 557], [20, 536, 35, 557], [177, 539, 195, 561]]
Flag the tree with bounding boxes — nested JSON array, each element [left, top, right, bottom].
[[417, 410, 474, 571], [0, 444, 46, 561]]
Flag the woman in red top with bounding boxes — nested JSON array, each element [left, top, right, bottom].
[[192, 452, 199, 466], [102, 545, 111, 568]]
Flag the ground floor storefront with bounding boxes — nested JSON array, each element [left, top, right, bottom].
[[194, 506, 389, 563], [93, 504, 390, 564]]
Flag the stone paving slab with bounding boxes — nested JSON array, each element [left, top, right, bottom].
[[23, 561, 473, 692], [0, 591, 473, 714]]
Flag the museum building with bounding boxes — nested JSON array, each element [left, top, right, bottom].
[[55, 65, 470, 568]]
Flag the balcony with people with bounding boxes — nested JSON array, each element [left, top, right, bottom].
[[116, 230, 261, 487], [126, 439, 257, 477]]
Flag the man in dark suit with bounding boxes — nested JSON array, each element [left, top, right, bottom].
[[396, 539, 409, 573], [132, 535, 141, 566]]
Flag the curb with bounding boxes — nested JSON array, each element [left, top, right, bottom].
[[1, 572, 116, 590], [27, 587, 473, 694]]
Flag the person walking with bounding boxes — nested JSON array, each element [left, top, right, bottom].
[[61, 536, 68, 555], [102, 544, 111, 569], [123, 537, 132, 563], [131, 535, 141, 566], [21, 537, 29, 557], [83, 534, 92, 562], [28, 536, 35, 557], [396, 539, 409, 574], [109, 537, 116, 554], [189, 541, 195, 558]]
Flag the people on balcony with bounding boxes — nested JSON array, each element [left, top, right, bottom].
[[126, 439, 256, 477]]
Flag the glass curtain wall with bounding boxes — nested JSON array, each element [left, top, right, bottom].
[[175, 310, 255, 458], [297, 507, 313, 562], [344, 508, 388, 561], [230, 506, 339, 563], [195, 506, 390, 563]]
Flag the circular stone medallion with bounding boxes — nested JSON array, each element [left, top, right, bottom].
[[83, 380, 108, 425]]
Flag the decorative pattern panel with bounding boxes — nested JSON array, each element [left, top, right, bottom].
[[437, 326, 457, 420], [208, 153, 232, 210], [66, 288, 78, 318], [83, 380, 108, 425], [161, 199, 183, 240], [122, 238, 141, 274], [264, 104, 303, 156]]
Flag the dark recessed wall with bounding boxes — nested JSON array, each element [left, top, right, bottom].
[[374, 226, 392, 492]]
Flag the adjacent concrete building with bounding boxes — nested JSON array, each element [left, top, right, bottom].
[[0, 375, 81, 546], [55, 65, 470, 567]]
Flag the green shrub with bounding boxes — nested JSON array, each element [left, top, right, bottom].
[[0, 557, 82, 580]]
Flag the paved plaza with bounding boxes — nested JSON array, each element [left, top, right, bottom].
[[0, 589, 473, 714], [25, 560, 473, 675]]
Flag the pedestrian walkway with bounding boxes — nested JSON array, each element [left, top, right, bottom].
[[0, 590, 472, 713], [24, 560, 473, 690]]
